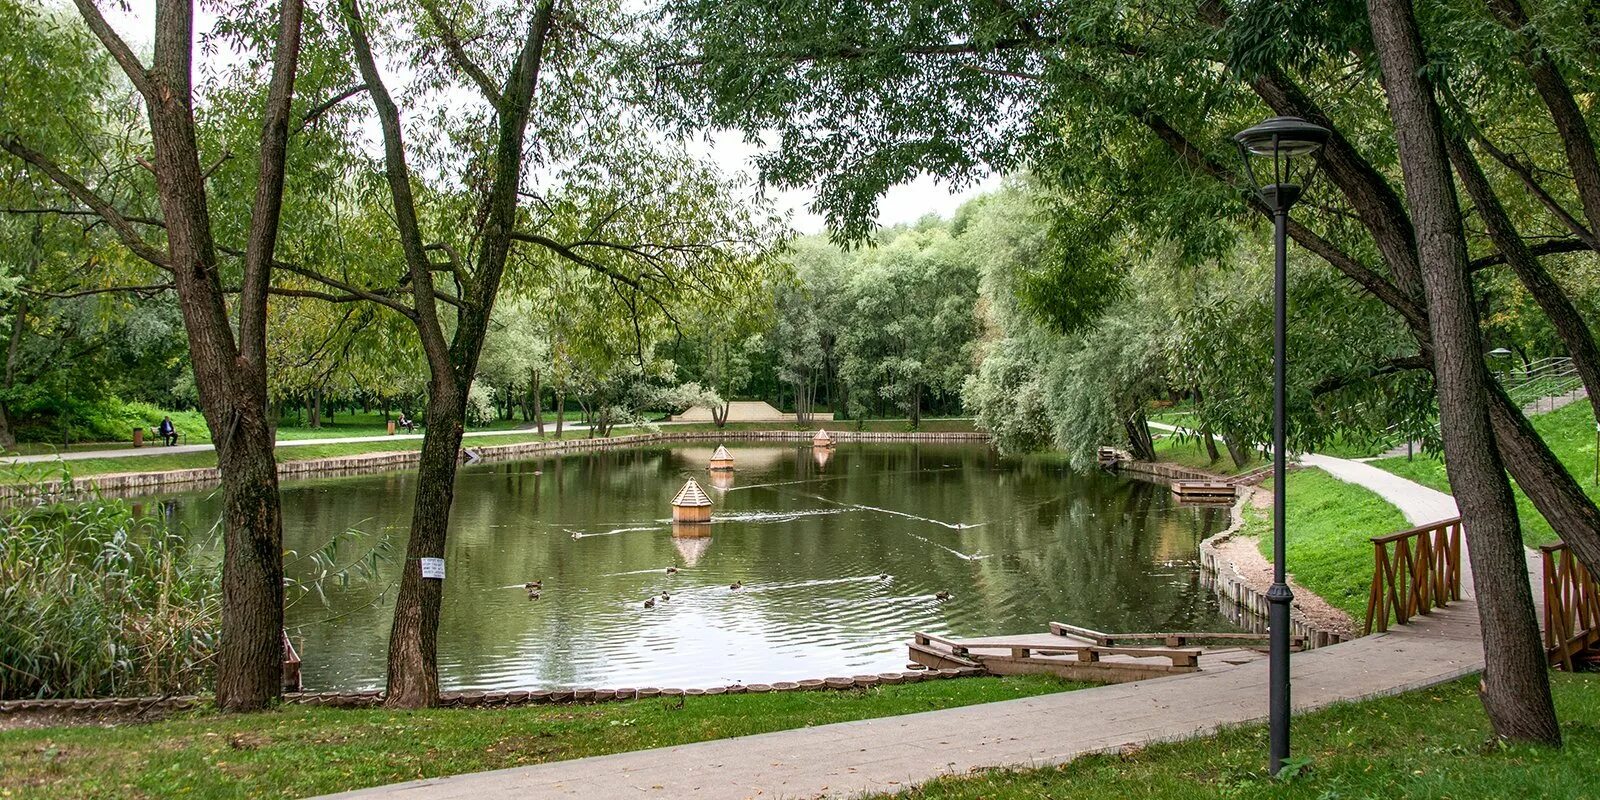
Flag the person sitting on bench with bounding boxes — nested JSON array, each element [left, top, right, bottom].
[[396, 412, 416, 432], [158, 416, 179, 446]]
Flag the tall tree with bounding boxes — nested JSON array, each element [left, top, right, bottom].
[[0, 0, 305, 710], [1367, 0, 1558, 742], [305, 0, 784, 707]]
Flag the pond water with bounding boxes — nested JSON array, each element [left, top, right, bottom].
[[143, 441, 1235, 691]]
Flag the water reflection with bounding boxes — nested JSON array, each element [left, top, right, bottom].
[[155, 442, 1233, 691]]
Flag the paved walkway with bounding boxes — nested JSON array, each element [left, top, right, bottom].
[[318, 447, 1503, 800], [321, 610, 1486, 800], [0, 424, 590, 466], [1298, 453, 1457, 526]]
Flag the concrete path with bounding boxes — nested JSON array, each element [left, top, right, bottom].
[[0, 423, 590, 466], [320, 607, 1486, 800], [1298, 453, 1457, 526]]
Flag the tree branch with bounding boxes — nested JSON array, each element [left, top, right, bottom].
[[418, 0, 506, 108], [1468, 237, 1593, 271], [0, 136, 171, 270], [21, 283, 173, 300], [297, 84, 368, 133], [70, 0, 156, 99]]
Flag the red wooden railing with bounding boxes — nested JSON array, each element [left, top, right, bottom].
[[1364, 517, 1463, 634], [1542, 542, 1600, 670]]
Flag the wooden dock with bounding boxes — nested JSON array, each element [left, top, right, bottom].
[[908, 623, 1271, 684], [1170, 480, 1236, 502]]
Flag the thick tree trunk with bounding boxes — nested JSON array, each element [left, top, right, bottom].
[[1221, 431, 1252, 469], [383, 378, 465, 708], [1489, 386, 1600, 574], [1369, 0, 1560, 744]]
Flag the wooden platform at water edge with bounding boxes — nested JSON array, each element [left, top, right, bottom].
[[908, 622, 1297, 683]]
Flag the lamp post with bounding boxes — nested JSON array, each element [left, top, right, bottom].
[[1232, 115, 1329, 777]]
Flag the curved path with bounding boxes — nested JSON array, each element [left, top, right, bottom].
[[318, 453, 1500, 800]]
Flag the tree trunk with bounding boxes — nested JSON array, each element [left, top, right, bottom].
[[1448, 134, 1600, 425], [909, 383, 922, 428], [554, 386, 564, 438], [1124, 410, 1157, 462], [1485, 0, 1600, 242], [1489, 385, 1600, 574], [382, 377, 465, 708], [1368, 0, 1560, 744], [532, 369, 544, 435]]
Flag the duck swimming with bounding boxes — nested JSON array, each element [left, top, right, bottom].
[[661, 592, 670, 600], [935, 590, 951, 601], [524, 581, 542, 590], [666, 567, 678, 574], [643, 598, 656, 609], [730, 580, 743, 590]]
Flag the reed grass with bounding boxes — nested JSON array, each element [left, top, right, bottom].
[[0, 477, 219, 700]]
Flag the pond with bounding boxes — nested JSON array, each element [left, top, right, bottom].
[[143, 441, 1236, 691]]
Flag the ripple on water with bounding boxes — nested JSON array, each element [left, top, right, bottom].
[[165, 442, 1237, 690]]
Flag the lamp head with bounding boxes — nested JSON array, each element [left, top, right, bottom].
[[1233, 116, 1331, 212]]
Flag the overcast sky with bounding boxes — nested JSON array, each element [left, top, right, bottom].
[[98, 1, 996, 237]]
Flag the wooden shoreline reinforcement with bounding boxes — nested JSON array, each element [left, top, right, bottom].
[[0, 429, 991, 501], [0, 667, 988, 717]]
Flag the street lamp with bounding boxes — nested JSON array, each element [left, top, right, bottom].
[[1232, 115, 1329, 777]]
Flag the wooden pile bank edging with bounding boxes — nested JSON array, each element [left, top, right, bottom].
[[0, 667, 987, 718]]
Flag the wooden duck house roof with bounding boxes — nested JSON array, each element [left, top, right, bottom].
[[671, 478, 713, 507], [711, 445, 733, 462], [812, 429, 834, 444]]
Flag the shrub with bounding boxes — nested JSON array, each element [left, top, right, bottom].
[[0, 482, 219, 699]]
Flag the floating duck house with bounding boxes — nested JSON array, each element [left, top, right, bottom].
[[709, 445, 735, 471], [671, 478, 713, 523], [812, 429, 835, 449]]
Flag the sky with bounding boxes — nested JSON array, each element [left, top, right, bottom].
[[98, 1, 998, 238]]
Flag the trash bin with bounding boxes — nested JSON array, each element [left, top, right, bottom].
[[387, 420, 397, 436], [133, 427, 145, 448]]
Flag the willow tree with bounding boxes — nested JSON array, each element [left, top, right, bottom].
[[0, 0, 311, 710], [657, 0, 1594, 741]]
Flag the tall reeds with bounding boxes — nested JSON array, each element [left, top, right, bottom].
[[0, 483, 219, 700]]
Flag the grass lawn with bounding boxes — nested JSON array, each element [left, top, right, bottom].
[[1249, 468, 1409, 620], [1150, 431, 1263, 476], [1372, 400, 1599, 547], [870, 672, 1600, 799], [0, 675, 1081, 799]]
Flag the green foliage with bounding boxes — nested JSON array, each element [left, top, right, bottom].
[[0, 675, 1083, 797], [0, 485, 219, 700]]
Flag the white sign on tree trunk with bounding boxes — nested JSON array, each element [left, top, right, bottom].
[[420, 557, 446, 580]]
